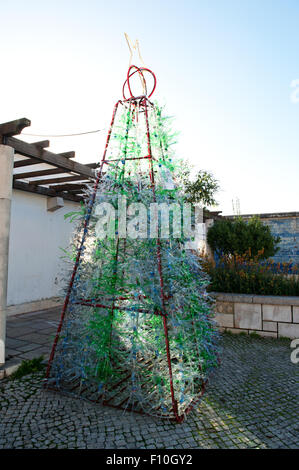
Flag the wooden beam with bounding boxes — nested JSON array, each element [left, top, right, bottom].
[[13, 180, 82, 203], [28, 175, 90, 186], [13, 168, 69, 180], [67, 189, 86, 195], [0, 118, 31, 143], [47, 183, 89, 191], [6, 136, 94, 178], [85, 163, 98, 168], [14, 158, 39, 168], [58, 151, 75, 159], [32, 140, 50, 148]]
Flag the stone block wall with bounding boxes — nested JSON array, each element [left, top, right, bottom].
[[261, 215, 299, 265], [214, 292, 299, 339]]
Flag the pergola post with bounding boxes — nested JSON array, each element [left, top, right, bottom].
[[0, 144, 14, 365]]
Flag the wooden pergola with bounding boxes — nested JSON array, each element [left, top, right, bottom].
[[0, 118, 97, 202]]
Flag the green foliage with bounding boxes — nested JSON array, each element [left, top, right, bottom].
[[183, 170, 219, 207], [10, 356, 45, 380], [249, 332, 261, 338], [202, 253, 299, 296], [64, 201, 86, 223], [207, 216, 281, 260]]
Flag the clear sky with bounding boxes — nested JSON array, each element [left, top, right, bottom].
[[1, 0, 299, 215]]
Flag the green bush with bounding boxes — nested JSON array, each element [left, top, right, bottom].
[[202, 253, 299, 296], [10, 356, 45, 380], [183, 170, 219, 206], [207, 216, 280, 260]]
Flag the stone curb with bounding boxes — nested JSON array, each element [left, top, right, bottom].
[[211, 292, 299, 306], [0, 358, 22, 380]]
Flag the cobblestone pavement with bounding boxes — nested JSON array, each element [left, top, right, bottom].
[[0, 333, 298, 449]]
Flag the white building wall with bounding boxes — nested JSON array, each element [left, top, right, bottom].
[[7, 189, 79, 306]]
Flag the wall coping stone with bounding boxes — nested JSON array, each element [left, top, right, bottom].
[[211, 293, 253, 303], [225, 211, 299, 219], [211, 292, 299, 306]]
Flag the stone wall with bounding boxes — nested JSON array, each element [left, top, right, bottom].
[[250, 213, 298, 265], [213, 292, 299, 339]]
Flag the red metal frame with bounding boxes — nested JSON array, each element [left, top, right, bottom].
[[122, 65, 157, 101], [44, 68, 207, 423]]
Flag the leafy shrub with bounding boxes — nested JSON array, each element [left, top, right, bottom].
[[207, 216, 281, 260], [10, 356, 45, 380], [202, 251, 299, 296], [183, 170, 220, 206]]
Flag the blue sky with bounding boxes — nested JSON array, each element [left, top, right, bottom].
[[1, 0, 299, 214]]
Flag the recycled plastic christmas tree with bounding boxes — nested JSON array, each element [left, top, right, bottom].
[[44, 66, 220, 422]]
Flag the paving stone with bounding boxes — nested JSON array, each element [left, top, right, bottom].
[[17, 333, 49, 344], [6, 338, 28, 348], [19, 350, 45, 360], [14, 343, 42, 353], [5, 348, 22, 358], [0, 329, 298, 449]]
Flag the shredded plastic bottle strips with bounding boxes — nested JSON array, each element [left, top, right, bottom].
[[45, 70, 220, 423]]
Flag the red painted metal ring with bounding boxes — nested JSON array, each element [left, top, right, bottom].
[[122, 65, 157, 100]]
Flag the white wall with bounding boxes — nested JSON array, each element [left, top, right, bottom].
[[7, 189, 79, 306]]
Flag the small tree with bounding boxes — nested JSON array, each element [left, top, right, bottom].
[[207, 216, 281, 260], [182, 169, 219, 206]]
